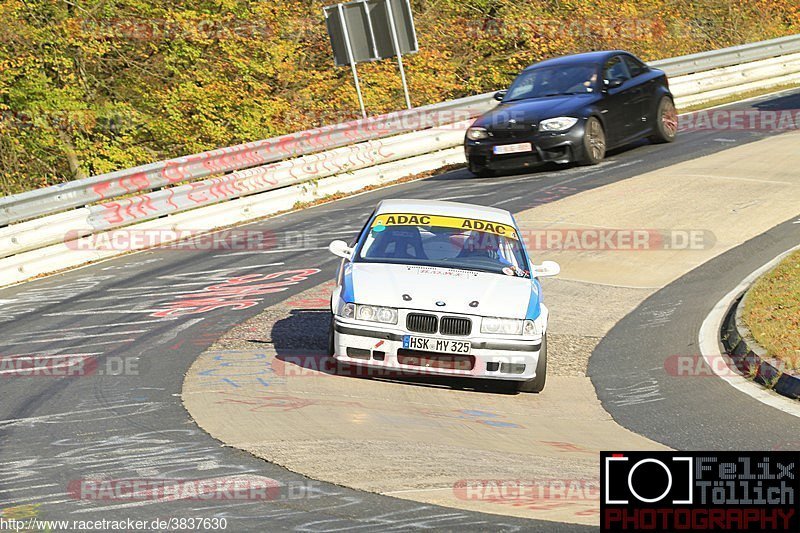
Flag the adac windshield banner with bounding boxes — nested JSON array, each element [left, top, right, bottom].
[[371, 213, 519, 240], [601, 451, 799, 532]]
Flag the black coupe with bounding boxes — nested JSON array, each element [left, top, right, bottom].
[[464, 50, 677, 176]]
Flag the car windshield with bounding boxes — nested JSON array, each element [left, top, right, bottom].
[[355, 213, 530, 278], [505, 64, 598, 101]]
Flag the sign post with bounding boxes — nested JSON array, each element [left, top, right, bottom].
[[336, 3, 367, 118], [384, 0, 411, 109], [324, 0, 419, 116]]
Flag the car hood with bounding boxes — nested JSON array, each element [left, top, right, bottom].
[[346, 263, 537, 319], [473, 94, 599, 128]]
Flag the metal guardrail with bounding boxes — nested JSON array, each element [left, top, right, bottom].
[[1, 34, 799, 230], [0, 94, 491, 227], [651, 34, 800, 77]]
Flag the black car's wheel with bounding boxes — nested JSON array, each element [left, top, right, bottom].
[[328, 316, 336, 356], [650, 96, 678, 143], [517, 334, 547, 393], [468, 160, 495, 178], [579, 117, 606, 165]]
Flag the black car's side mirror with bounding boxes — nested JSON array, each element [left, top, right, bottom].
[[605, 78, 625, 90], [493, 90, 507, 102]]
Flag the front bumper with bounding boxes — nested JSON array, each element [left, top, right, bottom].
[[333, 318, 544, 382], [465, 122, 587, 170]]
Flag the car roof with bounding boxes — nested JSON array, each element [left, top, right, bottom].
[[374, 199, 516, 225], [522, 50, 631, 71]]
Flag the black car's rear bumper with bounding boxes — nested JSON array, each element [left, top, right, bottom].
[[465, 121, 587, 171]]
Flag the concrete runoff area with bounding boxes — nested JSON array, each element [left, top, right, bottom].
[[182, 130, 800, 526]]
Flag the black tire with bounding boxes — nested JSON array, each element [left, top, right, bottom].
[[579, 117, 606, 165], [328, 316, 335, 356], [649, 96, 678, 143], [468, 160, 494, 178], [517, 334, 547, 393]]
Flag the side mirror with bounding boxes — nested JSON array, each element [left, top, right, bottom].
[[605, 78, 625, 90], [532, 260, 560, 278], [493, 90, 507, 102], [329, 240, 354, 260]]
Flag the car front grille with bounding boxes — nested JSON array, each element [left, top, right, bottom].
[[489, 129, 522, 140], [397, 350, 475, 371], [440, 316, 472, 336], [489, 125, 536, 140], [406, 313, 438, 334]]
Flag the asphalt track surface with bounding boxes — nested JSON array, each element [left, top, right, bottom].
[[0, 90, 798, 531], [591, 215, 800, 450]]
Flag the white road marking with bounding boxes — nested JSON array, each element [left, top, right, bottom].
[[0, 483, 58, 493], [699, 243, 800, 418], [0, 353, 101, 360], [43, 310, 164, 317], [154, 263, 285, 276], [10, 330, 149, 344], [108, 281, 216, 290], [145, 318, 204, 345], [0, 493, 71, 505], [491, 195, 524, 206], [437, 192, 494, 201], [212, 247, 328, 258], [26, 319, 169, 332], [46, 338, 139, 349], [0, 403, 161, 428]]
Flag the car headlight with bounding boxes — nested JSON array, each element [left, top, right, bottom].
[[481, 317, 524, 335], [340, 302, 356, 319], [355, 304, 398, 325], [539, 117, 579, 132], [523, 319, 541, 336], [467, 127, 489, 140]]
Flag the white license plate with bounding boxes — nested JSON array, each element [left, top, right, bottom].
[[493, 142, 533, 155], [403, 336, 471, 354]]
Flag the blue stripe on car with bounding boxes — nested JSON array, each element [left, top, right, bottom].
[[509, 213, 541, 321], [341, 263, 355, 303], [525, 279, 542, 320]]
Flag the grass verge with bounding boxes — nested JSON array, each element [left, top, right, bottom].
[[742, 249, 800, 370]]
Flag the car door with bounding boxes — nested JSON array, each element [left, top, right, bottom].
[[599, 55, 637, 146], [622, 55, 655, 137]]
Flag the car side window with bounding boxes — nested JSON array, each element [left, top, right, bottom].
[[603, 56, 631, 83], [622, 55, 648, 78]]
